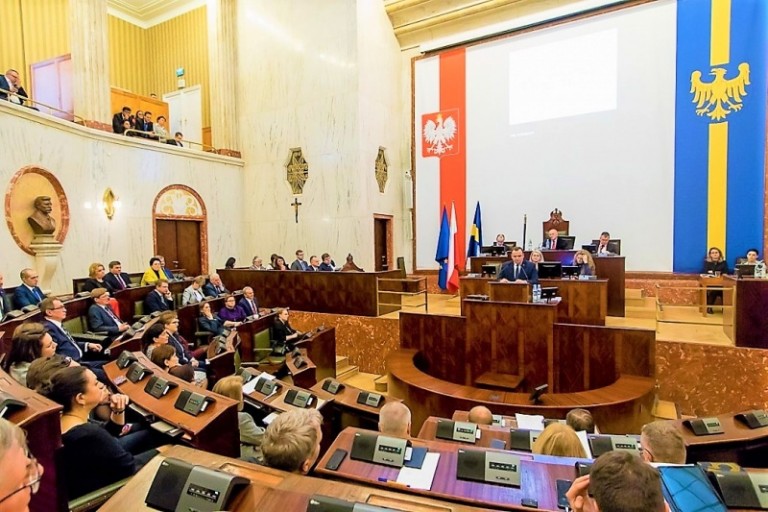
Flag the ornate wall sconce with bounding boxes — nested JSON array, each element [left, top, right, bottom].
[[102, 188, 119, 220]]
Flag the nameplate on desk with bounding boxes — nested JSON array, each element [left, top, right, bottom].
[[350, 432, 408, 468], [321, 379, 343, 395], [509, 428, 541, 452], [306, 495, 393, 512], [292, 355, 308, 369], [117, 350, 138, 369], [684, 417, 724, 436], [126, 362, 153, 383], [736, 410, 768, 429], [284, 389, 314, 408], [253, 376, 279, 396], [0, 393, 26, 418], [457, 448, 522, 487], [710, 471, 768, 509], [174, 390, 214, 416], [144, 376, 178, 398], [239, 369, 258, 383], [492, 414, 504, 427], [356, 391, 383, 408], [588, 435, 640, 457], [436, 420, 478, 443]]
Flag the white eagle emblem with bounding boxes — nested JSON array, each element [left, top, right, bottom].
[[423, 114, 457, 155], [690, 63, 750, 121]]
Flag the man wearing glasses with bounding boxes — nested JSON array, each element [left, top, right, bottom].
[[0, 418, 43, 512], [14, 269, 45, 308]]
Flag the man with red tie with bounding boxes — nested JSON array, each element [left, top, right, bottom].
[[544, 228, 568, 250], [103, 260, 132, 291]]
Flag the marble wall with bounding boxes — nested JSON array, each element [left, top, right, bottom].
[[0, 102, 245, 294], [234, 0, 410, 272]]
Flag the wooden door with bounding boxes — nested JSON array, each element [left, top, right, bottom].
[[155, 219, 202, 276], [374, 217, 389, 271]]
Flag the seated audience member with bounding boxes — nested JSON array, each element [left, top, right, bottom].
[[160, 312, 207, 386], [262, 409, 323, 474], [121, 120, 134, 135], [156, 255, 175, 280], [0, 417, 44, 511], [112, 106, 132, 134], [198, 301, 238, 336], [272, 255, 288, 271], [83, 263, 122, 315], [566, 408, 595, 434], [153, 115, 168, 141], [142, 111, 158, 140], [272, 308, 303, 350], [341, 254, 364, 272], [149, 344, 195, 384], [493, 233, 506, 247], [14, 268, 45, 308], [26, 355, 79, 392], [306, 255, 321, 271], [0, 272, 11, 320], [532, 423, 587, 458], [595, 231, 615, 256], [140, 257, 163, 286], [87, 289, 130, 341], [2, 323, 57, 386], [133, 110, 145, 130], [239, 286, 259, 318], [103, 260, 132, 291], [166, 131, 184, 147], [640, 421, 686, 464], [378, 402, 411, 438], [40, 297, 106, 376], [544, 228, 567, 250], [203, 273, 229, 297], [566, 451, 666, 512], [219, 294, 246, 323], [249, 256, 267, 270], [528, 249, 544, 270], [468, 405, 494, 425], [498, 247, 539, 284], [224, 256, 236, 269], [267, 253, 279, 270], [704, 247, 729, 312], [141, 323, 169, 357], [0, 68, 32, 107], [291, 249, 309, 271], [213, 376, 265, 463], [744, 248, 760, 264], [41, 367, 159, 499], [318, 253, 335, 272], [182, 275, 207, 305], [573, 250, 595, 276], [144, 279, 174, 314]]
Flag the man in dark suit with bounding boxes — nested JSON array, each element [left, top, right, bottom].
[[238, 286, 259, 318], [595, 231, 619, 256], [290, 249, 309, 271], [112, 106, 132, 134], [318, 253, 335, 271], [0, 69, 32, 108], [306, 255, 320, 271], [144, 279, 174, 314], [156, 255, 175, 280], [103, 260, 132, 291], [0, 273, 11, 320], [14, 268, 45, 308], [543, 228, 568, 250], [203, 273, 229, 298], [166, 131, 184, 147], [87, 288, 130, 341], [498, 247, 539, 284]]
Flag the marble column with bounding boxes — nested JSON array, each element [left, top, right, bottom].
[[207, 0, 239, 151], [69, 0, 111, 124]]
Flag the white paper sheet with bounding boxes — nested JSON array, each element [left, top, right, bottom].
[[396, 452, 440, 490], [576, 430, 593, 458], [515, 413, 545, 430]]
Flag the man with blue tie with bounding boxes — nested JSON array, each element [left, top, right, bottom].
[[14, 268, 45, 308], [87, 288, 130, 342], [144, 279, 174, 314], [498, 247, 539, 284], [238, 286, 260, 318], [290, 249, 309, 271]]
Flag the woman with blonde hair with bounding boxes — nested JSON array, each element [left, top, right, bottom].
[[532, 423, 587, 458], [83, 262, 122, 315], [528, 249, 544, 270], [573, 249, 596, 277], [213, 376, 265, 463]]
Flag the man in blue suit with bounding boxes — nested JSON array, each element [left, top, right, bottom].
[[238, 286, 259, 318], [14, 268, 45, 308], [103, 260, 132, 291], [498, 247, 539, 284], [144, 279, 174, 314], [0, 273, 12, 320], [88, 288, 130, 341], [203, 273, 229, 298], [0, 69, 31, 107]]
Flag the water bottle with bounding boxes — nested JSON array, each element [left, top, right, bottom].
[[533, 284, 541, 303], [527, 239, 532, 251]]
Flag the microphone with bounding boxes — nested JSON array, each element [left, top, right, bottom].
[[520, 264, 529, 282]]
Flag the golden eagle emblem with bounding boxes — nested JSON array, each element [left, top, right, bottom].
[[690, 63, 750, 121]]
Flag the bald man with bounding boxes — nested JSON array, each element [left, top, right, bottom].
[[378, 402, 411, 438], [468, 405, 493, 425]]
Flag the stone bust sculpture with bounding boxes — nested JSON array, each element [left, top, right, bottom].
[[27, 196, 56, 235]]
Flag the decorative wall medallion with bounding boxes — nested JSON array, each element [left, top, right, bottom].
[[286, 147, 309, 194], [5, 166, 70, 255], [151, 184, 209, 273], [375, 147, 388, 194]]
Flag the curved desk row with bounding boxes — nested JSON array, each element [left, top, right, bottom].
[[387, 349, 655, 434]]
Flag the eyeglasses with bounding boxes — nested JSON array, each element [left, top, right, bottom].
[[0, 455, 42, 505], [51, 305, 66, 310]]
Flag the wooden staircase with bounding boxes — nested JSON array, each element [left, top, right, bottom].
[[335, 355, 389, 394], [625, 288, 656, 319]]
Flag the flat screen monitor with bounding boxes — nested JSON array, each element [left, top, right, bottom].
[[481, 264, 498, 277], [481, 245, 506, 256], [540, 287, 558, 301], [582, 244, 597, 254], [562, 265, 579, 278], [736, 264, 756, 277], [538, 261, 562, 279]]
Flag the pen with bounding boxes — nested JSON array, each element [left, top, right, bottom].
[[377, 477, 410, 488]]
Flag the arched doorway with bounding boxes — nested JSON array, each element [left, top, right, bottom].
[[152, 185, 208, 276]]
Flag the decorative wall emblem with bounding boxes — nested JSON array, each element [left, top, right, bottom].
[[690, 62, 750, 121], [286, 147, 309, 194], [155, 187, 204, 216], [375, 147, 388, 194], [5, 166, 70, 255], [421, 109, 459, 157]]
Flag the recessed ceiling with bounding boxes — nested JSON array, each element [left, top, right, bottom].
[[107, 0, 205, 28]]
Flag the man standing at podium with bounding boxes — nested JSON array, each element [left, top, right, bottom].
[[498, 247, 538, 284]]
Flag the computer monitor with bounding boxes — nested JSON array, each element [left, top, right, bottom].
[[538, 261, 562, 279], [540, 287, 558, 302], [736, 264, 756, 277], [481, 245, 506, 256], [481, 264, 498, 277], [561, 265, 579, 279], [560, 236, 576, 250], [582, 244, 597, 254]]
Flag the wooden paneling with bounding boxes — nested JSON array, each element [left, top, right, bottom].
[[110, 87, 169, 125], [399, 312, 466, 382], [726, 277, 768, 348]]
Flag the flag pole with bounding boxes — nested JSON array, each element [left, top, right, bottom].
[[522, 214, 527, 250]]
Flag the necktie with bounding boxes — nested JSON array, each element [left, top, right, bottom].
[[0, 293, 5, 317], [32, 287, 42, 301], [514, 265, 519, 279], [250, 300, 255, 313], [116, 274, 126, 289], [61, 325, 83, 357], [105, 307, 121, 325]]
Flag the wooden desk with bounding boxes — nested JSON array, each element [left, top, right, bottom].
[[418, 416, 513, 449], [722, 276, 768, 348], [295, 326, 337, 383], [453, 410, 518, 428], [218, 268, 403, 317], [488, 282, 530, 303], [316, 427, 534, 511], [104, 352, 240, 457], [310, 377, 401, 432], [698, 275, 728, 316], [671, 413, 768, 468], [100, 445, 494, 512], [112, 278, 194, 322], [470, 254, 625, 317], [0, 368, 64, 512]]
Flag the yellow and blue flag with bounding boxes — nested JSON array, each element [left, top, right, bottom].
[[467, 202, 483, 258]]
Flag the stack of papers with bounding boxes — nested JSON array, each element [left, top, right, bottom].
[[396, 453, 440, 490]]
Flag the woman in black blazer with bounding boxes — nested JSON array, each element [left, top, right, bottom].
[[703, 247, 729, 312]]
